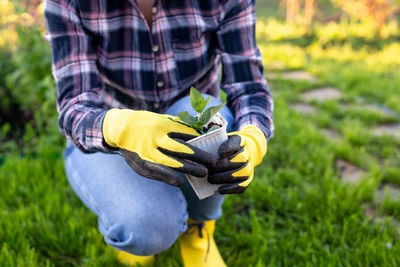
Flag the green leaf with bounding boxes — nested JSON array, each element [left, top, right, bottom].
[[204, 96, 211, 109], [207, 125, 221, 133], [190, 87, 206, 113], [200, 102, 226, 124], [193, 121, 206, 132], [178, 111, 198, 125], [219, 89, 227, 102], [194, 121, 205, 128]]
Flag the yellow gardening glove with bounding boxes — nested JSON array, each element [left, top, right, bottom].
[[208, 125, 267, 194], [103, 109, 217, 186]]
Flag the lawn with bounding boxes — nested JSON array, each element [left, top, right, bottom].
[[1, 1, 400, 266]]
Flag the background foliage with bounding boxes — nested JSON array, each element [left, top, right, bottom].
[[0, 0, 399, 266], [0, 1, 62, 156]]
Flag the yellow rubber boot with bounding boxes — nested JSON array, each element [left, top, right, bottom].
[[115, 249, 155, 266], [179, 218, 226, 267]]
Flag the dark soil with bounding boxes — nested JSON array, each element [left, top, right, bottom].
[[206, 122, 222, 129]]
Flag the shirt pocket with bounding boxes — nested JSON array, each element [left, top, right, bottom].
[[172, 28, 218, 91]]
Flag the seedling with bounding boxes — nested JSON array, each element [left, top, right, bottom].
[[178, 87, 225, 134]]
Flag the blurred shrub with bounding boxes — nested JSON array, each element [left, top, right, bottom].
[[0, 0, 19, 46], [0, 49, 14, 116], [6, 26, 56, 131], [330, 0, 400, 36], [0, 0, 41, 47], [0, 48, 20, 154], [4, 25, 61, 154], [0, 0, 62, 155], [257, 18, 310, 41], [256, 17, 400, 49], [315, 19, 399, 49], [281, 0, 317, 26], [256, 18, 316, 47]]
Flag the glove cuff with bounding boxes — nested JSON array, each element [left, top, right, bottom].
[[238, 125, 267, 166], [102, 108, 136, 148]]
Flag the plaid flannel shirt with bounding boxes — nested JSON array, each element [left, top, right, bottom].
[[44, 0, 274, 153]]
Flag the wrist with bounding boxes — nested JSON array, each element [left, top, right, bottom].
[[103, 108, 136, 148], [239, 125, 267, 166]]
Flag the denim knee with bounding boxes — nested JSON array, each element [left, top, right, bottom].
[[100, 207, 188, 255]]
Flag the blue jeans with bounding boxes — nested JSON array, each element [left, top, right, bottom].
[[63, 95, 234, 256]]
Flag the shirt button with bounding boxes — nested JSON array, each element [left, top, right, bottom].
[[156, 81, 164, 87], [153, 102, 159, 109], [152, 7, 158, 14], [152, 45, 159, 52]]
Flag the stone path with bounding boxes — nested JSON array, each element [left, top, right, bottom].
[[301, 87, 342, 102], [266, 71, 317, 82], [364, 206, 400, 236], [290, 103, 316, 115], [374, 184, 400, 203], [321, 128, 341, 141], [266, 67, 400, 237], [336, 159, 364, 184], [373, 124, 400, 138], [266, 61, 287, 71], [340, 103, 397, 118], [370, 186, 400, 236], [375, 216, 400, 237], [364, 206, 377, 218], [281, 71, 318, 82]]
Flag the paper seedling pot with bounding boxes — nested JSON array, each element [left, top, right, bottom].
[[186, 114, 228, 199]]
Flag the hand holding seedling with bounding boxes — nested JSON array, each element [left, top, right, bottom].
[[208, 125, 267, 194], [178, 87, 225, 134], [102, 109, 217, 187], [176, 87, 268, 194]]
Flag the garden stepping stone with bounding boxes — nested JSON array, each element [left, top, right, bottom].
[[336, 159, 364, 184], [266, 71, 317, 82], [340, 104, 397, 118], [375, 217, 400, 237], [301, 87, 342, 102], [265, 72, 280, 80], [321, 128, 341, 141], [373, 124, 400, 138], [364, 206, 377, 219], [363, 104, 394, 117], [363, 207, 400, 236], [290, 103, 316, 115], [280, 71, 317, 82], [374, 184, 400, 204], [266, 61, 287, 70]]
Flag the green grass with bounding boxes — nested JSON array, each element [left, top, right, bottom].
[[1, 1, 400, 266]]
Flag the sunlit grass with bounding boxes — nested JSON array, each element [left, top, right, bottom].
[[0, 1, 400, 266]]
